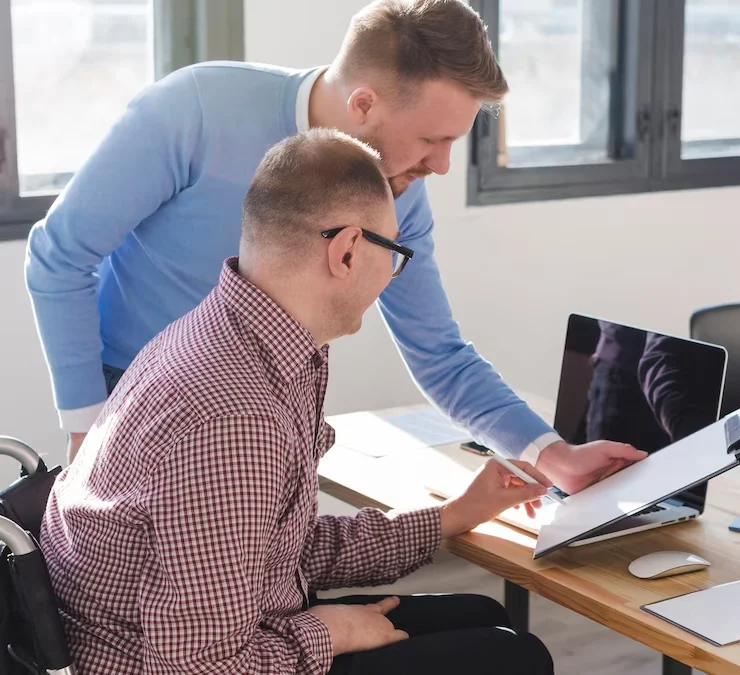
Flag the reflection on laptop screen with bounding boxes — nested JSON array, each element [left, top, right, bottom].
[[553, 314, 727, 506]]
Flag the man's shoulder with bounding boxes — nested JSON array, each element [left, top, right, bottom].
[[158, 61, 316, 143], [185, 61, 312, 102], [155, 292, 286, 422], [189, 60, 303, 80]]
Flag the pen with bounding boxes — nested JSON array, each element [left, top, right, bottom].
[[485, 450, 568, 506]]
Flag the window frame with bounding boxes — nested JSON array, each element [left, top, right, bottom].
[[651, 0, 740, 191], [469, 0, 740, 206], [0, 0, 51, 240], [0, 0, 244, 242]]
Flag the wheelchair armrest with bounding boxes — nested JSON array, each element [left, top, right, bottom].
[[0, 516, 35, 556], [0, 438, 44, 477], [1, 516, 75, 674]]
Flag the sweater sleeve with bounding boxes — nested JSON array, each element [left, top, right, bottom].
[[25, 67, 203, 430], [376, 181, 554, 457]]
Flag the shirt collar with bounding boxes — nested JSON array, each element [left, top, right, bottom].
[[295, 66, 328, 133], [218, 258, 328, 382]]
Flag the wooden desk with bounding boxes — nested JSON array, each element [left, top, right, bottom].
[[318, 397, 740, 675]]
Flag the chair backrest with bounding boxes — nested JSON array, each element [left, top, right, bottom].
[[690, 303, 740, 417], [0, 439, 74, 675], [0, 439, 61, 542]]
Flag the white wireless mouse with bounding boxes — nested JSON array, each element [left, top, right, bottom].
[[628, 551, 710, 580]]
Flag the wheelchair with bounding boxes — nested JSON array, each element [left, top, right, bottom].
[[0, 437, 75, 675]]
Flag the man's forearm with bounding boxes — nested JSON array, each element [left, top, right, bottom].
[[26, 226, 110, 418], [25, 67, 201, 426], [376, 183, 554, 458]]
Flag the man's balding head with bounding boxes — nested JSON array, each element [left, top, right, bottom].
[[239, 129, 400, 346], [241, 128, 390, 254]]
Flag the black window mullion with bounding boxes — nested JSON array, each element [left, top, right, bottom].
[[651, 0, 684, 182], [0, 0, 19, 221], [625, 0, 656, 174]]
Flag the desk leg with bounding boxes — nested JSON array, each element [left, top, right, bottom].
[[504, 580, 530, 633], [662, 655, 692, 675]]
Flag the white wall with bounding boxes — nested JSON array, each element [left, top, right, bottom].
[[0, 240, 63, 483], [0, 0, 737, 485]]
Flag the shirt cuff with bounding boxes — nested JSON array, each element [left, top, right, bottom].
[[289, 610, 334, 674], [520, 432, 563, 466], [387, 506, 441, 576], [58, 402, 106, 433]]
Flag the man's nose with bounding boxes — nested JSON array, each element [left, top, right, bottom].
[[425, 143, 452, 176]]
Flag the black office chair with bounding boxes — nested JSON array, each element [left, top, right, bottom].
[[0, 438, 75, 675], [690, 303, 740, 417]]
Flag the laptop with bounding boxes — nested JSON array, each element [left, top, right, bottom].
[[462, 313, 728, 546]]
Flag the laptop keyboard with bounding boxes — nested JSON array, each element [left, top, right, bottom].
[[637, 503, 666, 515]]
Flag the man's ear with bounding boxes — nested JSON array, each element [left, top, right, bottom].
[[347, 87, 378, 126], [326, 227, 362, 280]]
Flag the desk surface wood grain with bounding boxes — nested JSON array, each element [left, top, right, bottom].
[[318, 396, 740, 675]]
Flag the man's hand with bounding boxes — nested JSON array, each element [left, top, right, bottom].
[[308, 596, 408, 655], [438, 458, 549, 538], [67, 432, 87, 464], [536, 440, 648, 495]]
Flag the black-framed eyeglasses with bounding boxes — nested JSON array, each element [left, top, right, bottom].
[[320, 227, 414, 278]]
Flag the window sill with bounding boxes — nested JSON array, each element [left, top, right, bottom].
[[468, 168, 740, 206], [0, 221, 34, 243]]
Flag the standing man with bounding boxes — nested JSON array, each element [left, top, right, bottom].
[[26, 0, 645, 488]]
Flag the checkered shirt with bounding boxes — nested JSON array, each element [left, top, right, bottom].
[[40, 257, 441, 675]]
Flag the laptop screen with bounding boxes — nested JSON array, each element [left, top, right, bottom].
[[553, 314, 727, 507]]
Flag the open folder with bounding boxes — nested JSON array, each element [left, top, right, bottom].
[[642, 580, 740, 647], [534, 412, 740, 558]]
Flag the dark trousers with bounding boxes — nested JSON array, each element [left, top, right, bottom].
[[314, 594, 554, 675], [103, 364, 126, 396]]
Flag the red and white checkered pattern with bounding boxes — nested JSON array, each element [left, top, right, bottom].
[[40, 258, 441, 675]]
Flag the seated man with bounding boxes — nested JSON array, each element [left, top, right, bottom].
[[40, 129, 554, 675]]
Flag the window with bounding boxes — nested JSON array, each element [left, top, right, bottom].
[[0, 0, 243, 240], [12, 0, 154, 196], [470, 0, 740, 204], [681, 0, 740, 159], [497, 0, 621, 169]]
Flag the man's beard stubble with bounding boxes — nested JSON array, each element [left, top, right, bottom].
[[361, 132, 432, 198], [387, 166, 433, 198]]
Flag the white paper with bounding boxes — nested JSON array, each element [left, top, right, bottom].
[[327, 406, 470, 458], [643, 580, 740, 646]]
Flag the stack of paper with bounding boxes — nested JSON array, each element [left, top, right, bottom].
[[327, 406, 470, 458]]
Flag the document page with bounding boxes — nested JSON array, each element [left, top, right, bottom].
[[642, 580, 740, 647], [327, 406, 470, 457]]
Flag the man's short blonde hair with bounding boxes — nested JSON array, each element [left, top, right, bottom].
[[241, 128, 389, 250], [335, 0, 508, 104]]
